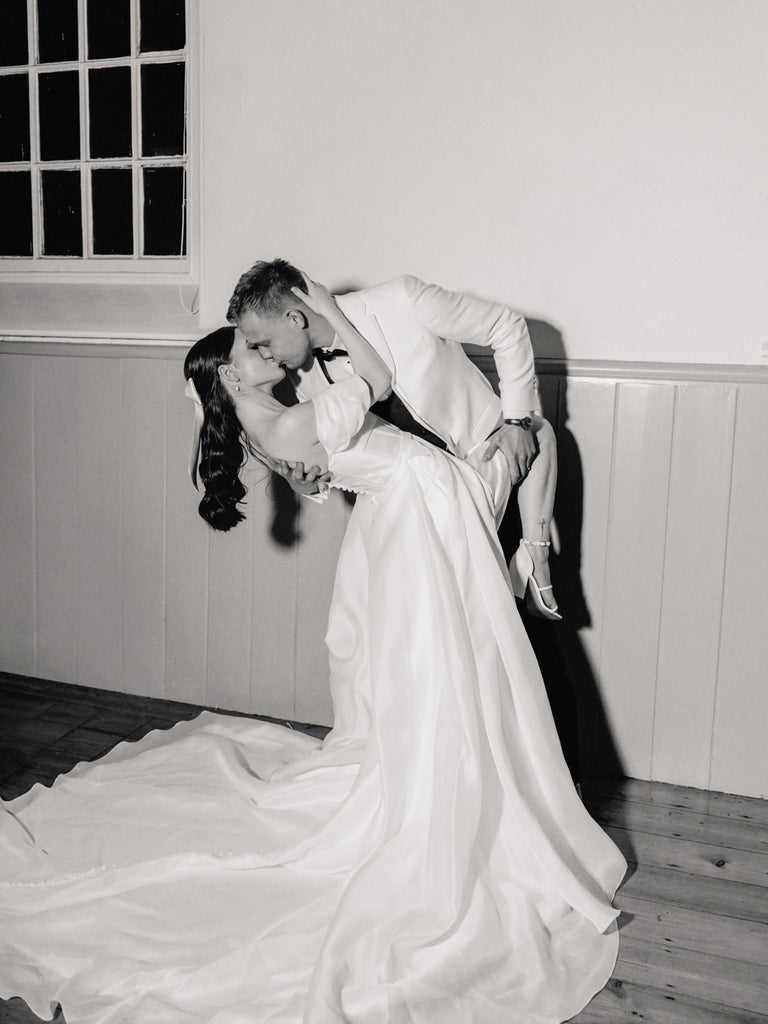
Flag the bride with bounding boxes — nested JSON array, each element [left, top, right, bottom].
[[0, 277, 625, 1024]]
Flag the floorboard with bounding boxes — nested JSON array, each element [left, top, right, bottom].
[[606, 823, 768, 886], [617, 894, 768, 966], [588, 793, 768, 853]]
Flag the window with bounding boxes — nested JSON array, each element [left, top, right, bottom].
[[0, 0, 189, 273]]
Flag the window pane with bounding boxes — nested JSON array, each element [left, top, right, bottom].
[[87, 0, 131, 60], [42, 169, 83, 256], [37, 0, 79, 64], [39, 71, 81, 161], [141, 63, 185, 157], [140, 0, 185, 53], [0, 0, 28, 66], [0, 172, 33, 256], [89, 67, 132, 159], [0, 74, 30, 162], [92, 167, 133, 255], [143, 165, 185, 255]]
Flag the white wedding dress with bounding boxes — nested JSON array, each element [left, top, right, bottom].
[[0, 376, 625, 1024]]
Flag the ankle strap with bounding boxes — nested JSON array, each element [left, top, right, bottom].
[[522, 539, 551, 547]]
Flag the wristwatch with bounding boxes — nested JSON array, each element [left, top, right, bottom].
[[504, 416, 533, 431]]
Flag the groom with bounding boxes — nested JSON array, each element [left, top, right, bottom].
[[226, 259, 541, 522]]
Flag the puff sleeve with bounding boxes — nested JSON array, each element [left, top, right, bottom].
[[312, 375, 373, 456]]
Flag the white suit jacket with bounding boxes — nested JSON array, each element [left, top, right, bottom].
[[296, 275, 538, 462]]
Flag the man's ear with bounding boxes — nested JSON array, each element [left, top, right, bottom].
[[286, 308, 308, 329]]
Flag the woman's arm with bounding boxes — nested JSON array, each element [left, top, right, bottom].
[[291, 275, 392, 402]]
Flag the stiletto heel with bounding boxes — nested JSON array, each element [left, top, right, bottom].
[[509, 539, 562, 621]]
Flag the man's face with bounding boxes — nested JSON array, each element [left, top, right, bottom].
[[236, 308, 313, 371], [228, 328, 286, 388]]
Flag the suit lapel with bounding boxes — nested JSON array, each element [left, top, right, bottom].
[[336, 293, 396, 378], [337, 290, 461, 450]]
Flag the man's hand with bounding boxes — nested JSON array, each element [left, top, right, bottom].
[[262, 455, 331, 496], [483, 423, 538, 486]]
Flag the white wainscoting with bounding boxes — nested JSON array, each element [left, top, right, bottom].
[[1, 342, 766, 798]]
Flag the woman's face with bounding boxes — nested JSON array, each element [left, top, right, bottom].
[[228, 328, 286, 388]]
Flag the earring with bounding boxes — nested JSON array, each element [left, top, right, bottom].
[[234, 383, 240, 392]]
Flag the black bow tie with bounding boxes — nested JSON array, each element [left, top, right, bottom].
[[314, 348, 348, 385], [314, 348, 348, 362]]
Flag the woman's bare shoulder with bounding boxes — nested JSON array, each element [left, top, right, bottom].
[[263, 403, 322, 462]]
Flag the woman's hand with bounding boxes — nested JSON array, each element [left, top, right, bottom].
[[292, 270, 392, 402], [291, 273, 339, 321], [262, 453, 331, 496]]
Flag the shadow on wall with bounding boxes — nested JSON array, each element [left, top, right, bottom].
[[263, 316, 624, 785], [505, 318, 624, 783], [265, 376, 312, 547]]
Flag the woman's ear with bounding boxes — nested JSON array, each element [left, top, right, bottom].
[[218, 362, 240, 390]]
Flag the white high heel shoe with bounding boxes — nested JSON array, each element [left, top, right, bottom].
[[508, 539, 562, 621]]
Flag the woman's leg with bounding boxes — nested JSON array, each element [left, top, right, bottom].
[[515, 416, 558, 611]]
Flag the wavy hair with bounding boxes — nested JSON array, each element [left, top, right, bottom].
[[183, 327, 248, 531]]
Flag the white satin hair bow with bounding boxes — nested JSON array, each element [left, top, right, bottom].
[[184, 377, 204, 489]]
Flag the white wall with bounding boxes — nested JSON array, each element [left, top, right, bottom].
[[198, 0, 768, 366]]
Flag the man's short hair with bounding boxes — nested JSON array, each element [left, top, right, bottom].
[[226, 258, 306, 322]]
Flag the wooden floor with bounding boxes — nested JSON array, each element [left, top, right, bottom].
[[1, 672, 766, 1024]]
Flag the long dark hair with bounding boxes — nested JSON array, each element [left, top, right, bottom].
[[184, 327, 248, 531]]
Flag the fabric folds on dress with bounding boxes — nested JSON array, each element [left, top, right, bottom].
[[0, 374, 625, 1023]]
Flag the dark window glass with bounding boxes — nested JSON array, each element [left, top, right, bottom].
[[92, 167, 133, 255], [140, 0, 185, 53], [0, 74, 30, 162], [143, 165, 185, 255], [39, 71, 81, 161], [42, 169, 83, 256], [141, 62, 184, 157], [37, 0, 79, 64], [0, 172, 33, 256], [0, 0, 28, 66], [87, 0, 131, 59], [89, 67, 132, 158]]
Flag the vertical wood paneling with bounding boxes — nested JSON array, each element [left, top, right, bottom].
[[555, 378, 617, 775], [294, 491, 350, 725], [0, 355, 35, 674], [120, 359, 167, 697], [164, 360, 210, 706], [536, 373, 560, 429], [34, 356, 78, 682], [246, 467, 300, 721], [710, 384, 768, 798], [652, 384, 737, 787], [599, 382, 675, 780], [205, 485, 255, 711], [75, 357, 123, 690]]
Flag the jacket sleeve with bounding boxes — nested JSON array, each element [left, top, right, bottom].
[[401, 275, 538, 417]]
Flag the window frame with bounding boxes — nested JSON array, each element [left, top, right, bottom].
[[0, 0, 198, 284]]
